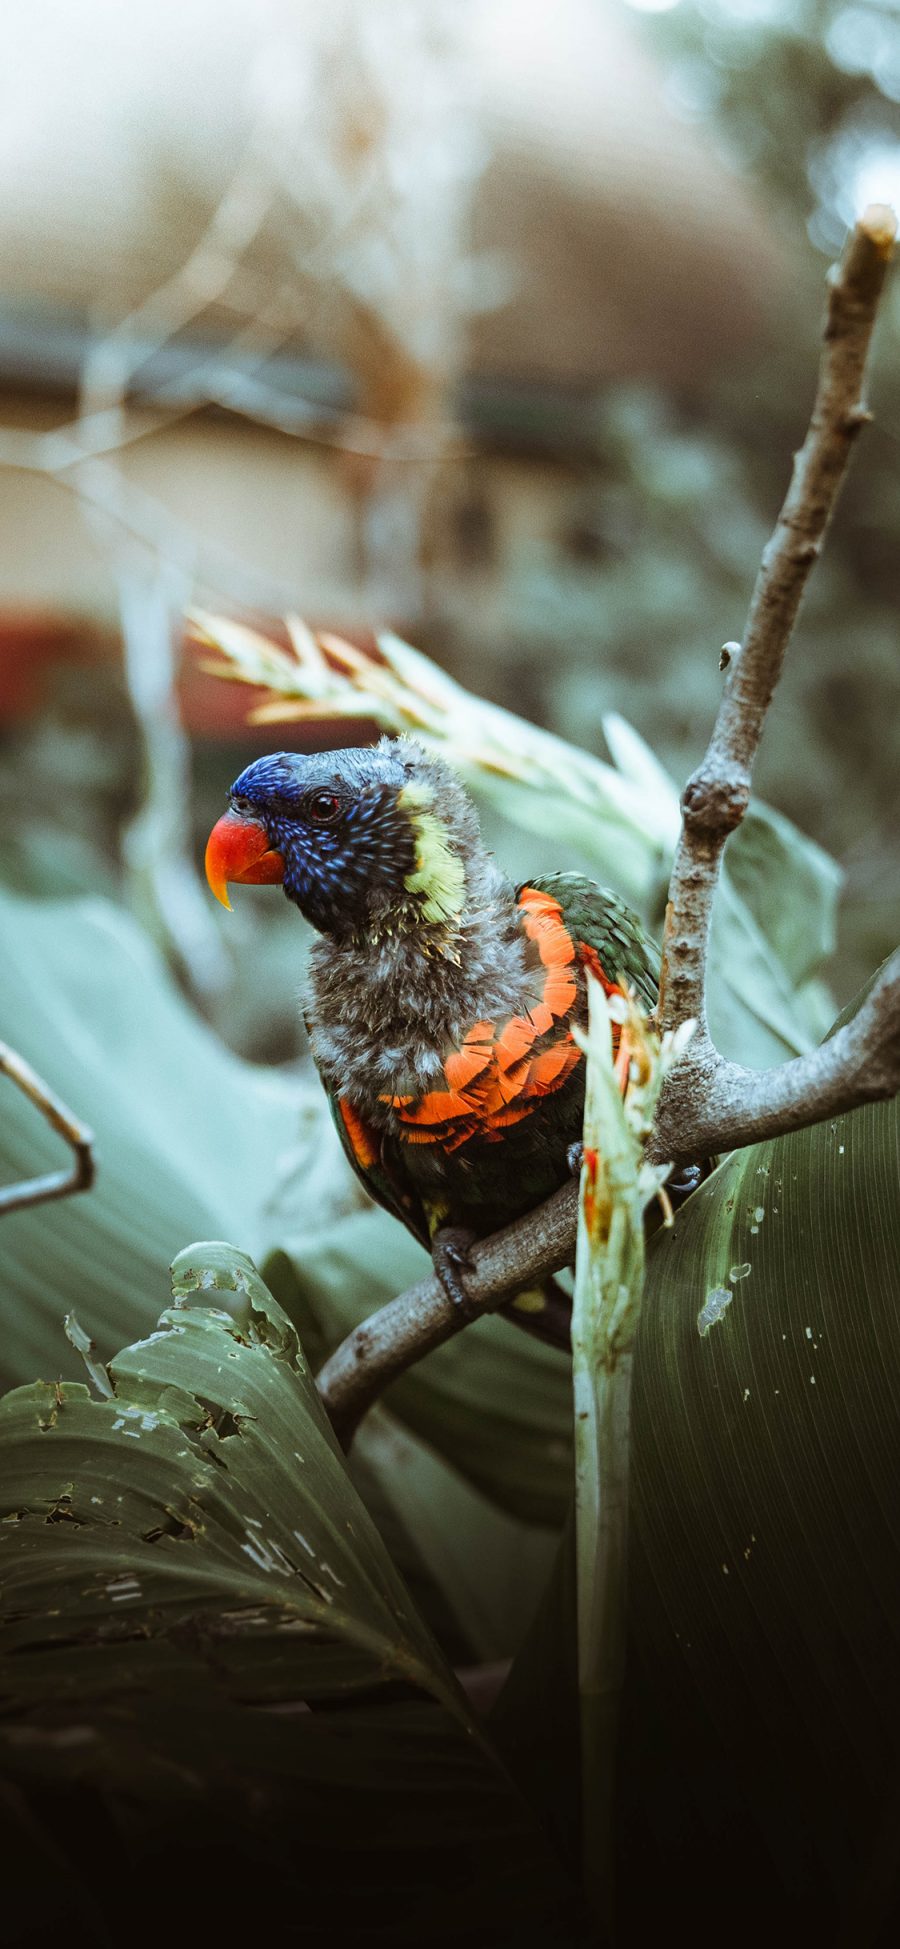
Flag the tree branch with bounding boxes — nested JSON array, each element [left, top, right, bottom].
[[316, 208, 897, 1445], [317, 1181, 578, 1447], [0, 1043, 96, 1217], [651, 947, 900, 1161], [647, 202, 897, 1162]]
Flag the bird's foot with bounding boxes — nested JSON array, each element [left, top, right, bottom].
[[432, 1226, 480, 1322], [666, 1162, 703, 1206], [566, 1140, 584, 1178]]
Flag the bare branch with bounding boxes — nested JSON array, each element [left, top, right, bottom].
[[316, 1180, 578, 1447], [651, 947, 900, 1161], [0, 1043, 95, 1217], [657, 205, 896, 1039]]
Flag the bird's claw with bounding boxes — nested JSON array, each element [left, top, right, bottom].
[[432, 1227, 479, 1321], [666, 1162, 703, 1205]]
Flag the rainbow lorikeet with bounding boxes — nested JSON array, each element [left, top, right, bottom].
[[205, 737, 665, 1335]]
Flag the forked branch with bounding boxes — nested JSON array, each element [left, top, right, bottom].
[[317, 1179, 578, 1447]]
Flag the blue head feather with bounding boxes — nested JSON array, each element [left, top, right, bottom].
[[228, 743, 419, 936]]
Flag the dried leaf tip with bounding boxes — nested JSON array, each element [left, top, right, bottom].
[[860, 203, 897, 257]]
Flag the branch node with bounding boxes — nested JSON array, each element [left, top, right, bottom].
[[681, 770, 750, 836]]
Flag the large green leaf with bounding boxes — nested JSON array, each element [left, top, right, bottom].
[[0, 885, 333, 1385], [709, 802, 843, 1063], [0, 1242, 580, 1946], [266, 1214, 574, 1527], [623, 1084, 900, 1940], [724, 802, 842, 992], [267, 1209, 571, 1657], [708, 861, 818, 1063], [350, 1408, 560, 1664], [496, 1005, 900, 1944]]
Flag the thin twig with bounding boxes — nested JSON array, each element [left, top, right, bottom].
[[314, 209, 897, 1445], [650, 202, 897, 1161], [0, 1043, 95, 1217]]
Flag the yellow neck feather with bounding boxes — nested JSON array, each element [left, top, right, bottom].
[[399, 782, 466, 929]]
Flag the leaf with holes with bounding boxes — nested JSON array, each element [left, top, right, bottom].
[[0, 1242, 580, 1945], [266, 1215, 574, 1528]]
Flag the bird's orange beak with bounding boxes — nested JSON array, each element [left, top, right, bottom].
[[204, 810, 285, 910]]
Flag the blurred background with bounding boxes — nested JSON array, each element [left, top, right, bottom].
[[1, 0, 898, 1064]]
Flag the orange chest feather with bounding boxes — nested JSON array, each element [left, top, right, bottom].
[[349, 886, 623, 1156]]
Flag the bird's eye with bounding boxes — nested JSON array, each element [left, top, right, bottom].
[[305, 789, 343, 825], [232, 795, 255, 814]]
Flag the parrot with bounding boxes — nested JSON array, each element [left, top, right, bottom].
[[204, 736, 674, 1341]]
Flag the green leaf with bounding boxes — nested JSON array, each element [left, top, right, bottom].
[[0, 1243, 580, 1944], [698, 806, 839, 1069], [266, 1212, 574, 1527], [350, 1407, 560, 1664], [498, 981, 900, 1941], [467, 766, 671, 914], [725, 802, 842, 989], [1, 1241, 453, 1708], [706, 803, 843, 1063], [0, 885, 332, 1386], [628, 1081, 900, 1933], [267, 1233, 565, 1659], [600, 710, 682, 839], [708, 863, 818, 1063]]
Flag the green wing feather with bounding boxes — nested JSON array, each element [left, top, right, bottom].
[[518, 872, 660, 1011]]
